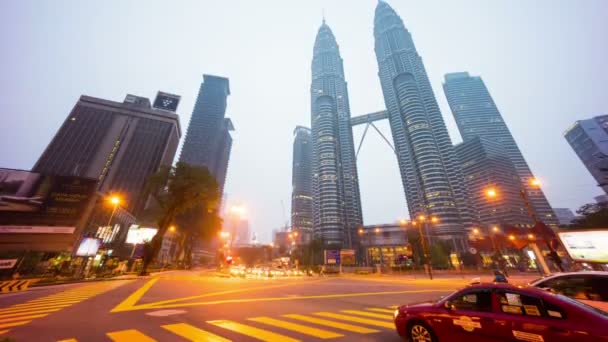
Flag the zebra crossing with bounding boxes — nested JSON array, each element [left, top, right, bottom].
[[61, 306, 401, 341]]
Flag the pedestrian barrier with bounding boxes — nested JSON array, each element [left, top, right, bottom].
[[0, 279, 39, 293]]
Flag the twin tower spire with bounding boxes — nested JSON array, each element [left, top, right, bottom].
[[309, 1, 470, 250]]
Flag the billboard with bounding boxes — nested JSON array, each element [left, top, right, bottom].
[[126, 225, 158, 244], [558, 230, 608, 263], [0, 168, 97, 230], [324, 250, 340, 265], [340, 249, 356, 266], [75, 238, 101, 256]]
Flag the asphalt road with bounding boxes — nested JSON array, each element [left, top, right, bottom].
[[0, 271, 533, 341]]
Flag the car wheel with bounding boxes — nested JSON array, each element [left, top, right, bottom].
[[407, 322, 435, 342]]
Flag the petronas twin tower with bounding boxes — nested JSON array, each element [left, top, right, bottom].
[[310, 1, 469, 248]]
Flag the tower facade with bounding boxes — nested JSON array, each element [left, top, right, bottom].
[[179, 75, 234, 193], [373, 2, 467, 240], [291, 126, 313, 234], [310, 21, 363, 247], [443, 72, 558, 226]]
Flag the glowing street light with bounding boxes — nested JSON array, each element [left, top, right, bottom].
[[219, 231, 230, 239], [492, 226, 499, 232], [399, 219, 408, 226], [508, 235, 516, 241], [431, 217, 439, 224], [375, 227, 381, 233], [528, 234, 535, 240], [472, 228, 480, 235], [169, 226, 176, 233], [358, 228, 364, 234], [418, 215, 426, 222], [530, 178, 541, 187], [485, 188, 497, 198]]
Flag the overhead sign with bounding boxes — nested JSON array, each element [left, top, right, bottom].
[[0, 259, 18, 269], [126, 225, 158, 244], [558, 230, 608, 263], [324, 250, 340, 265]]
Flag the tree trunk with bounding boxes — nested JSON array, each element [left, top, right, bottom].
[[140, 208, 176, 275]]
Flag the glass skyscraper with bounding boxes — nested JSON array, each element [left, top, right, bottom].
[[373, 1, 468, 243], [310, 20, 363, 247], [291, 126, 313, 235], [443, 72, 557, 226]]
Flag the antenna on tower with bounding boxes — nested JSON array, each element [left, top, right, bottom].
[[281, 200, 289, 231], [322, 8, 326, 24]]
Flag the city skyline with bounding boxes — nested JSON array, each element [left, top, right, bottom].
[[1, 0, 607, 242]]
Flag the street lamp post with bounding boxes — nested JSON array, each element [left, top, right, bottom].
[[401, 218, 433, 280]]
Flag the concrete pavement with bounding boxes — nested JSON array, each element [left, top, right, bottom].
[[0, 271, 535, 341]]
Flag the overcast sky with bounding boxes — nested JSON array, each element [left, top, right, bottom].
[[2, 1, 607, 242]]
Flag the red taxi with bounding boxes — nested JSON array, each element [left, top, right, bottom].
[[393, 283, 608, 341]]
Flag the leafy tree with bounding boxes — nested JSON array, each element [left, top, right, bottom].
[[570, 202, 608, 228], [140, 162, 220, 275]]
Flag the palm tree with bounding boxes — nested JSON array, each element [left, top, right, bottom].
[[139, 162, 220, 275]]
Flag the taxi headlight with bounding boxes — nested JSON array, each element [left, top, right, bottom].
[[394, 309, 399, 319]]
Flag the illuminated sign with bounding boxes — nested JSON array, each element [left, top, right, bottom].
[[126, 225, 158, 244], [76, 238, 101, 256], [153, 92, 180, 112], [558, 230, 608, 263]]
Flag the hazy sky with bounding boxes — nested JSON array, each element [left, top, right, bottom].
[[2, 1, 607, 242]]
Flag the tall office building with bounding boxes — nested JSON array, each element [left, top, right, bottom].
[[443, 72, 558, 226], [553, 208, 576, 226], [455, 137, 533, 228], [310, 20, 363, 247], [291, 126, 313, 234], [373, 1, 467, 242], [564, 115, 608, 195], [179, 75, 234, 193], [34, 92, 181, 216]]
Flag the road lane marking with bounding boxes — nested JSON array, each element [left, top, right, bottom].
[[0, 320, 32, 329], [0, 304, 73, 315], [111, 278, 160, 313], [10, 299, 84, 308], [282, 314, 379, 334], [313, 312, 394, 329], [388, 306, 399, 309], [0, 314, 47, 323], [107, 329, 157, 342], [0, 330, 8, 335], [366, 308, 396, 314], [125, 289, 446, 310], [208, 319, 300, 342], [57, 339, 78, 342], [340, 310, 393, 320], [248, 316, 343, 339], [112, 278, 329, 312], [162, 323, 231, 342]]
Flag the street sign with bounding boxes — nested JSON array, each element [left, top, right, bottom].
[[324, 250, 340, 265], [469, 247, 477, 255], [0, 259, 18, 269], [340, 249, 356, 266]]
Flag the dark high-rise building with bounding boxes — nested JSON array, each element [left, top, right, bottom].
[[291, 126, 313, 234], [310, 20, 363, 247], [455, 137, 533, 228], [34, 92, 181, 216], [443, 72, 558, 226], [179, 75, 234, 193], [373, 1, 468, 244], [564, 114, 608, 195]]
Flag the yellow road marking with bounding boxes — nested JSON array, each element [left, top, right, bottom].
[[123, 289, 445, 310], [388, 305, 399, 309], [0, 330, 9, 335], [57, 339, 78, 342], [111, 278, 160, 312], [248, 316, 343, 339], [112, 278, 327, 312], [162, 323, 231, 342], [283, 314, 378, 334], [107, 329, 156, 342], [0, 320, 32, 329], [0, 304, 72, 314], [208, 319, 300, 342], [0, 314, 47, 323], [0, 308, 62, 319], [340, 310, 393, 320], [10, 299, 83, 308], [366, 308, 396, 314], [314, 312, 394, 329], [24, 297, 90, 304]]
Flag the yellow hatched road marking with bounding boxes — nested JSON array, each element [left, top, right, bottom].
[[25, 296, 91, 303], [107, 329, 157, 342], [208, 319, 300, 342], [11, 299, 83, 308], [0, 308, 62, 319], [0, 314, 47, 323], [0, 320, 32, 329], [162, 323, 231, 342], [248, 316, 343, 339], [0, 304, 72, 314], [388, 305, 399, 309], [341, 310, 393, 320], [283, 314, 378, 334], [57, 339, 78, 342], [0, 330, 9, 335], [111, 278, 160, 312], [314, 312, 394, 329], [366, 308, 396, 314]]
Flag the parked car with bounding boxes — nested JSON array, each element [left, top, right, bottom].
[[529, 271, 608, 311]]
